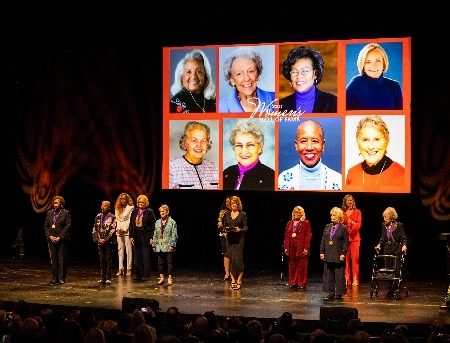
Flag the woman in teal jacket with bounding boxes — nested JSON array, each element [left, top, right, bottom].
[[152, 204, 178, 286]]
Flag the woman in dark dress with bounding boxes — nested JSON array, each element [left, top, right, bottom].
[[223, 196, 248, 290]]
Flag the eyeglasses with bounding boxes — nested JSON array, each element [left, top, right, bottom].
[[234, 142, 257, 151], [290, 68, 312, 77]]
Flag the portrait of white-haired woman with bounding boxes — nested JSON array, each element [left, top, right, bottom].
[[170, 49, 216, 113], [345, 115, 405, 189], [169, 120, 219, 189], [219, 46, 275, 113], [223, 120, 275, 190]]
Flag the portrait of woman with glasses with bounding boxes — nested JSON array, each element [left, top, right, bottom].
[[223, 120, 275, 190], [279, 46, 337, 113]]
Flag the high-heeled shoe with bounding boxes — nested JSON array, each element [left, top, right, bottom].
[[229, 283, 237, 290], [167, 278, 173, 286], [156, 279, 165, 285], [232, 283, 241, 290], [126, 269, 132, 276], [223, 275, 231, 281], [116, 269, 124, 276]]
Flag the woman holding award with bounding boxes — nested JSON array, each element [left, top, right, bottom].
[[222, 196, 248, 290]]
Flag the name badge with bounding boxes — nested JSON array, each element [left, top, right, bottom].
[[387, 241, 392, 245], [292, 233, 296, 238], [328, 241, 333, 246], [52, 224, 56, 229]]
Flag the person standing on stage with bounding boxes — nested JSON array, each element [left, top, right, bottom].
[[92, 201, 117, 285], [217, 196, 231, 281], [223, 196, 248, 290], [129, 195, 156, 281], [114, 193, 134, 276], [375, 207, 407, 296], [153, 204, 178, 286], [44, 195, 71, 285], [341, 195, 362, 286], [284, 206, 312, 289], [320, 207, 348, 300]]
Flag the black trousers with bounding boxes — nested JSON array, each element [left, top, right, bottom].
[[49, 241, 68, 281], [98, 243, 113, 281], [134, 230, 151, 278], [157, 251, 174, 275]]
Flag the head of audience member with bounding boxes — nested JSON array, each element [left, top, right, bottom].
[[310, 329, 327, 343], [56, 319, 85, 343], [431, 319, 447, 334], [171, 49, 215, 99], [279, 312, 295, 328], [99, 319, 119, 342], [357, 43, 389, 78], [133, 324, 156, 343], [394, 325, 410, 341], [203, 311, 220, 331], [295, 120, 325, 168], [354, 331, 371, 343], [223, 47, 264, 98], [12, 300, 32, 320], [347, 318, 363, 335], [246, 319, 264, 342], [194, 316, 209, 334], [39, 308, 52, 327], [355, 115, 390, 168], [383, 207, 398, 226], [77, 310, 96, 336], [282, 46, 324, 94], [207, 328, 228, 343], [21, 317, 40, 337], [85, 327, 106, 343], [67, 309, 80, 322], [131, 309, 146, 333], [379, 328, 409, 343], [183, 335, 201, 343], [341, 335, 358, 343], [330, 207, 344, 224], [268, 333, 287, 343], [229, 121, 265, 168], [179, 121, 213, 165], [118, 313, 133, 335]]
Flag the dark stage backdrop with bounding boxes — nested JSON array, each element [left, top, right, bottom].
[[4, 4, 449, 280]]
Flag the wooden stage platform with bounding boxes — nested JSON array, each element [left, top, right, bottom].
[[1, 257, 449, 338]]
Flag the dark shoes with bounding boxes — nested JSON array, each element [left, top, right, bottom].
[[50, 280, 58, 285], [324, 293, 335, 300], [156, 279, 165, 285], [59, 279, 65, 284], [289, 285, 298, 289]]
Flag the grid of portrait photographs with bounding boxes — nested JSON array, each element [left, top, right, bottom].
[[162, 37, 411, 193]]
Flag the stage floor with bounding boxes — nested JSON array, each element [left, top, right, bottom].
[[0, 258, 448, 327]]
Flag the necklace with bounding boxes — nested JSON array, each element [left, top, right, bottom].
[[238, 93, 256, 112], [189, 91, 205, 113], [363, 160, 386, 186]]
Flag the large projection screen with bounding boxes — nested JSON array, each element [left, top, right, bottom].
[[162, 37, 411, 193]]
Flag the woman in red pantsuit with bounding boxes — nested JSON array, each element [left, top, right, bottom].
[[342, 195, 362, 286], [284, 206, 312, 289]]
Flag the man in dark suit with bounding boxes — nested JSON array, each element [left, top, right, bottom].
[[44, 195, 71, 284]]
